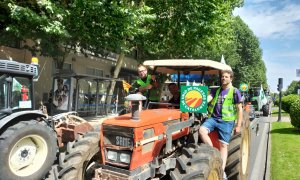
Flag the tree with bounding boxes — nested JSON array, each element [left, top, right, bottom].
[[0, 0, 68, 53], [284, 80, 300, 95], [0, 0, 70, 68], [230, 16, 267, 88], [1, 0, 153, 104], [59, 0, 153, 104], [138, 0, 243, 60]]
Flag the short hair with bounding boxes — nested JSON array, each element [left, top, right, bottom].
[[168, 83, 177, 88], [221, 70, 234, 78], [138, 64, 147, 70]]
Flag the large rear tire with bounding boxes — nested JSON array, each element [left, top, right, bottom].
[[0, 120, 58, 180], [170, 144, 223, 180], [58, 131, 100, 180], [226, 113, 250, 180]]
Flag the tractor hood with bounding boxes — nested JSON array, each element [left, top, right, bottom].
[[103, 109, 182, 128]]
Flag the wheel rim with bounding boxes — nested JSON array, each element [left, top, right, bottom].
[[9, 135, 48, 176], [241, 129, 250, 174], [207, 169, 220, 180]]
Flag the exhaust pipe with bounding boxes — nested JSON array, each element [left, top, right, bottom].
[[125, 94, 146, 120]]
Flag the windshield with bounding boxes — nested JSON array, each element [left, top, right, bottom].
[[11, 76, 32, 110], [0, 75, 8, 112]]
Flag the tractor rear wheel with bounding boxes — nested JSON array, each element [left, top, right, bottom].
[[170, 143, 222, 180], [0, 120, 58, 180], [58, 131, 100, 180], [226, 113, 250, 180]]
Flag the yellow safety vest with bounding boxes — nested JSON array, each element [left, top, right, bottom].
[[136, 75, 159, 101], [208, 86, 237, 121]]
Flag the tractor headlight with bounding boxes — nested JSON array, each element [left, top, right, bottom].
[[120, 153, 131, 164], [107, 150, 117, 161]]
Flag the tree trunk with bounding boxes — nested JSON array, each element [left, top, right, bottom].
[[105, 53, 125, 107]]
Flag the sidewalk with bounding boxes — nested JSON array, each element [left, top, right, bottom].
[[270, 115, 290, 122]]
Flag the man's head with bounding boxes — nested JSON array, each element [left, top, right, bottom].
[[168, 83, 179, 96], [137, 64, 148, 78], [221, 70, 234, 87]]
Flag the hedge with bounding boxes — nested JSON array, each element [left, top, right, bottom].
[[281, 94, 299, 113], [290, 96, 300, 128]]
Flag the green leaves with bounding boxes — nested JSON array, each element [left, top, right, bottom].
[[230, 16, 267, 87], [1, 0, 268, 90], [139, 0, 240, 59], [284, 80, 300, 96]]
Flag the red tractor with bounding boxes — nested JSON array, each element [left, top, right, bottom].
[[57, 59, 250, 180]]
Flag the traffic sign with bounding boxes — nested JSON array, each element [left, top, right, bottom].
[[296, 69, 300, 77]]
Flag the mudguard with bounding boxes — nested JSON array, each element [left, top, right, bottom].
[[0, 110, 46, 129]]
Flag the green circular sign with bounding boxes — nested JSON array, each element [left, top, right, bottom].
[[239, 83, 248, 92]]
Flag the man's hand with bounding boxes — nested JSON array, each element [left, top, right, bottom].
[[139, 84, 152, 92], [234, 125, 241, 134]]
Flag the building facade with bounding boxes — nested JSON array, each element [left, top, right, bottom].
[[0, 45, 139, 115]]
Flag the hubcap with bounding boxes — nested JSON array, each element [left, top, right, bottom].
[[9, 135, 48, 176]]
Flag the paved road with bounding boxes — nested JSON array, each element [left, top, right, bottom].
[[249, 114, 290, 180], [249, 116, 270, 180]]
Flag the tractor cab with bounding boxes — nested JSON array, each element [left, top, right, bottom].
[[50, 70, 123, 117], [0, 60, 38, 118]]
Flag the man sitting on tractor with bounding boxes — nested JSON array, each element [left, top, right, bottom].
[[168, 83, 180, 104], [199, 70, 243, 180], [130, 64, 160, 105]]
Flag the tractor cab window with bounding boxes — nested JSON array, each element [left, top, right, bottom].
[[0, 75, 8, 110], [12, 77, 32, 109]]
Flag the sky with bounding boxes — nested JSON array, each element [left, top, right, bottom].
[[233, 0, 300, 92]]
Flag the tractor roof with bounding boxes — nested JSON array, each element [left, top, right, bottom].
[[0, 59, 38, 77], [143, 59, 232, 75]]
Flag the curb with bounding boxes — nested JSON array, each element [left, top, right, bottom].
[[265, 120, 271, 180], [249, 117, 269, 180]]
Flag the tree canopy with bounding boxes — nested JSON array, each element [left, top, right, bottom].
[[1, 0, 269, 92], [230, 16, 267, 88], [138, 0, 243, 59], [284, 80, 300, 95]]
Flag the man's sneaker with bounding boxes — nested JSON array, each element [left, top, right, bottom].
[[223, 172, 228, 180]]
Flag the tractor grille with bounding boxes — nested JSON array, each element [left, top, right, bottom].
[[102, 125, 134, 168], [103, 125, 134, 148], [0, 60, 37, 76]]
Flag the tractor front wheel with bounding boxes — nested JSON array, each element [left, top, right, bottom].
[[58, 131, 100, 180], [0, 120, 58, 180], [170, 143, 223, 180]]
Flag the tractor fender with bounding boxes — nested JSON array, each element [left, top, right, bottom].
[[0, 110, 46, 130]]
